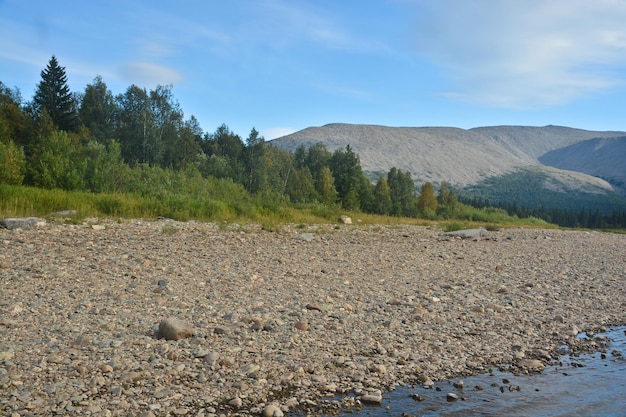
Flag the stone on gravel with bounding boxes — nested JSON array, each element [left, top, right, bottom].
[[293, 232, 316, 241], [360, 390, 383, 404], [0, 217, 44, 230], [0, 220, 623, 416], [442, 228, 487, 239], [262, 403, 283, 417], [158, 318, 194, 341], [518, 359, 545, 370]]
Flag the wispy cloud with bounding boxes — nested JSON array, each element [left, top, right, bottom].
[[119, 62, 184, 88], [409, 0, 626, 108]]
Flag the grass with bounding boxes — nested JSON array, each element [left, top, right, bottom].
[[0, 184, 557, 231]]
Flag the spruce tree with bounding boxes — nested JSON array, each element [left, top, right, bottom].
[[33, 55, 78, 132]]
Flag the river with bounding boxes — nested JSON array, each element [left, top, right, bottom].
[[294, 326, 626, 417]]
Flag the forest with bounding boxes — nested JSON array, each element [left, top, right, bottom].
[[1, 56, 624, 230]]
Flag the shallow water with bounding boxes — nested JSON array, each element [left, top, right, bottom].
[[296, 327, 626, 417]]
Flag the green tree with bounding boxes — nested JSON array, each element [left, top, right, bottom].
[[372, 177, 392, 215], [417, 182, 438, 216], [116, 85, 152, 165], [82, 139, 129, 193], [388, 167, 416, 217], [201, 124, 244, 183], [168, 116, 203, 170], [286, 166, 317, 203], [0, 139, 26, 185], [79, 76, 117, 142], [316, 166, 338, 205], [264, 145, 294, 198], [329, 145, 364, 210], [151, 85, 183, 167], [437, 181, 459, 219], [28, 130, 85, 190], [33, 56, 78, 132], [243, 127, 267, 194], [0, 82, 28, 146]]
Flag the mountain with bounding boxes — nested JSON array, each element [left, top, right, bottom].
[[271, 123, 626, 212], [539, 136, 626, 195]]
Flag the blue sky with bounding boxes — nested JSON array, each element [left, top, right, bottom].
[[2, 0, 626, 139]]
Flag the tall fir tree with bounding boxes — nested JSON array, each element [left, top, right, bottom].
[[33, 55, 78, 132]]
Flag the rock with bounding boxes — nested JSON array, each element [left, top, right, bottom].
[[293, 233, 316, 242], [91, 224, 106, 230], [51, 210, 77, 217], [340, 215, 352, 225], [0, 217, 44, 230], [158, 318, 194, 341], [220, 357, 236, 367], [193, 348, 211, 358], [370, 364, 387, 373], [442, 228, 487, 239], [228, 397, 243, 408], [241, 363, 260, 375], [120, 371, 142, 383], [518, 359, 545, 370], [261, 403, 283, 417], [360, 390, 383, 404], [446, 393, 458, 401], [453, 380, 464, 389], [305, 303, 322, 312], [200, 351, 219, 363], [0, 351, 15, 362], [417, 373, 434, 388], [294, 320, 309, 331]]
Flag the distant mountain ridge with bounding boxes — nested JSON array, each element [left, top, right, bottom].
[[270, 123, 626, 210]]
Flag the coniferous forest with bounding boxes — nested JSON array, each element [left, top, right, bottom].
[[1, 56, 624, 230]]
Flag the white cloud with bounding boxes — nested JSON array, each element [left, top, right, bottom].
[[120, 62, 184, 88], [410, 0, 626, 108]]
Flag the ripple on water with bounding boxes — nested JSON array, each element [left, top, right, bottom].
[[295, 326, 626, 417]]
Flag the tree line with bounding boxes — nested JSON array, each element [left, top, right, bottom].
[[1, 55, 462, 218], [461, 196, 626, 229]]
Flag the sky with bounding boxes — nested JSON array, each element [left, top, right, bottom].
[[1, 0, 626, 140]]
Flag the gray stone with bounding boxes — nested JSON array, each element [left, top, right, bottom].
[[158, 318, 194, 341], [261, 403, 283, 417], [360, 390, 383, 404], [518, 359, 545, 370], [293, 233, 316, 242], [51, 210, 77, 217], [442, 228, 488, 239], [0, 217, 44, 230]]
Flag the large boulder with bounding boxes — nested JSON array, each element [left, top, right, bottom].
[[0, 217, 45, 230]]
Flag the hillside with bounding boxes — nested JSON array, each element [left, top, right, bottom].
[[271, 123, 626, 211], [539, 136, 626, 194]]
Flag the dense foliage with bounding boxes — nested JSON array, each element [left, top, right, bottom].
[[1, 56, 448, 218], [0, 56, 622, 230], [459, 168, 626, 229]]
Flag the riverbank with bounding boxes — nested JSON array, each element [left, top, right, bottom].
[[1, 219, 624, 416]]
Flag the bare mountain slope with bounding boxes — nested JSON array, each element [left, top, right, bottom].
[[271, 123, 624, 191], [539, 136, 626, 194]]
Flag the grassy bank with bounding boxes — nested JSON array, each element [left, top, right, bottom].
[[0, 184, 552, 230]]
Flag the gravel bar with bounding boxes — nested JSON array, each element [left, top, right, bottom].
[[1, 218, 624, 416]]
